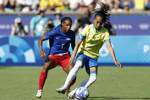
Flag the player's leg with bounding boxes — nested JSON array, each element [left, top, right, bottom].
[[56, 55, 84, 93], [84, 57, 98, 88], [38, 56, 56, 90], [36, 55, 57, 98], [67, 67, 97, 99], [67, 78, 89, 99], [84, 67, 97, 88], [62, 53, 77, 89], [67, 67, 90, 98], [58, 53, 77, 94], [67, 57, 98, 99]]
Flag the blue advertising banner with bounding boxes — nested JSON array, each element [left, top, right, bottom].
[[111, 15, 150, 35], [0, 15, 150, 36], [0, 14, 77, 36], [0, 36, 150, 66], [98, 36, 150, 65]]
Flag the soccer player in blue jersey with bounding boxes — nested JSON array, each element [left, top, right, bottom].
[[56, 9, 122, 99], [36, 17, 76, 98]]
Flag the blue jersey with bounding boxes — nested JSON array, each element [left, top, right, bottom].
[[44, 25, 75, 54]]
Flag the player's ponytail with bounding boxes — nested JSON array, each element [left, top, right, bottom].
[[94, 2, 116, 35], [94, 2, 110, 24]]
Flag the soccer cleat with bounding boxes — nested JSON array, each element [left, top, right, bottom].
[[67, 91, 75, 99], [36, 90, 42, 98], [56, 87, 66, 94], [65, 88, 70, 96]]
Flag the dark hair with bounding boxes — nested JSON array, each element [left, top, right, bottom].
[[94, 2, 110, 24], [94, 2, 116, 35], [61, 17, 72, 24]]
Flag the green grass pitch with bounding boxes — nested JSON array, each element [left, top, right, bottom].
[[0, 66, 150, 100]]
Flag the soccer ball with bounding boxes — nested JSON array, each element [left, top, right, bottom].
[[75, 87, 89, 100], [95, 2, 104, 11]]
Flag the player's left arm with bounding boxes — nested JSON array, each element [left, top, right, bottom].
[[106, 41, 122, 68]]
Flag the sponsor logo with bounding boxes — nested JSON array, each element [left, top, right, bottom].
[[113, 24, 133, 30], [139, 24, 149, 30]]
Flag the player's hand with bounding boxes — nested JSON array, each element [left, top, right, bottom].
[[40, 50, 46, 59], [69, 59, 74, 67], [115, 62, 122, 68]]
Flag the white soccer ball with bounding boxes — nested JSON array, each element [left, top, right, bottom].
[[75, 87, 89, 100], [95, 2, 105, 12]]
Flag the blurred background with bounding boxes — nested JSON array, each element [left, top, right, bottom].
[[0, 1, 150, 100], [0, 0, 150, 66]]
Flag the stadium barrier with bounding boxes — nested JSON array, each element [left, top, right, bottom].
[[0, 14, 150, 36], [0, 36, 150, 66]]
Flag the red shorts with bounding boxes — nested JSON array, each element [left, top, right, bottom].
[[48, 53, 71, 69]]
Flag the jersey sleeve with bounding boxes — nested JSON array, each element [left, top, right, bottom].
[[80, 25, 89, 36], [79, 34, 85, 40], [44, 28, 56, 39], [79, 25, 89, 40]]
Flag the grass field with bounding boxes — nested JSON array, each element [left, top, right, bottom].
[[0, 66, 150, 100]]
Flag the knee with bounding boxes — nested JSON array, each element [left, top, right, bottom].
[[42, 65, 50, 72], [42, 67, 48, 72], [76, 61, 82, 66], [74, 61, 83, 70]]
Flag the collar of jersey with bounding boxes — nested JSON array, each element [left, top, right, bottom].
[[59, 26, 64, 34], [59, 25, 69, 35], [92, 24, 102, 33]]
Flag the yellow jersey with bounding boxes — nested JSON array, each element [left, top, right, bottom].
[[78, 24, 110, 59], [134, 0, 145, 9]]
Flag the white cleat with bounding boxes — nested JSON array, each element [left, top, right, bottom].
[[56, 87, 66, 94], [36, 90, 42, 98], [67, 91, 75, 99]]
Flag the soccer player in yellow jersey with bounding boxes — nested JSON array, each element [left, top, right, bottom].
[[56, 12, 122, 98]]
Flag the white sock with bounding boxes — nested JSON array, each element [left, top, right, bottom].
[[63, 61, 83, 89], [84, 73, 97, 88]]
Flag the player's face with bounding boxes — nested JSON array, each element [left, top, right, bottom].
[[62, 20, 72, 33], [94, 16, 103, 30]]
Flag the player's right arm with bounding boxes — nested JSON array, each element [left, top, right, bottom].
[[38, 28, 56, 58], [38, 35, 47, 58], [70, 25, 88, 65], [70, 39, 83, 65]]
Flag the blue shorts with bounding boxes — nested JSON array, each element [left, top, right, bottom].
[[75, 53, 98, 69]]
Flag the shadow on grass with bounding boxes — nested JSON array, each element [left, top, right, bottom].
[[88, 96, 150, 100]]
